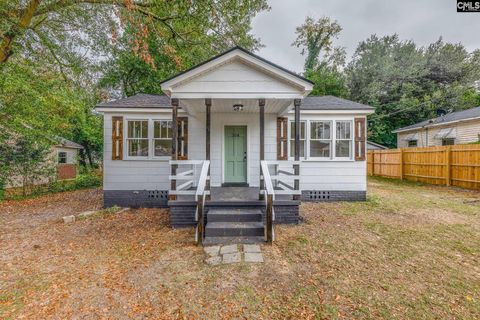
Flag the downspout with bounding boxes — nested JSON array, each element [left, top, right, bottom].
[[425, 128, 428, 146]]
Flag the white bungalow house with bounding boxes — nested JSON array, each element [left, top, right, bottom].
[[96, 47, 374, 244]]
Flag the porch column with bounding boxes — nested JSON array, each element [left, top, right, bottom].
[[205, 98, 211, 199], [293, 98, 301, 200], [259, 98, 265, 200], [170, 98, 179, 200]]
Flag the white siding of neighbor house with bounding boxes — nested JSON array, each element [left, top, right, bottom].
[[171, 59, 303, 96], [56, 147, 78, 164], [397, 119, 480, 147], [103, 111, 367, 192]]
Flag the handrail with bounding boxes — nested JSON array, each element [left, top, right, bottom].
[[195, 160, 210, 245], [168, 160, 210, 244], [260, 160, 302, 243], [260, 161, 275, 243]]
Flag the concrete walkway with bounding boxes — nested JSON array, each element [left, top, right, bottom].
[[204, 244, 264, 265]]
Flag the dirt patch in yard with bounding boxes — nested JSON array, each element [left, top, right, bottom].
[[1, 179, 480, 319]]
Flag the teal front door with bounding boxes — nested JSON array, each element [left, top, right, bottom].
[[224, 126, 247, 183]]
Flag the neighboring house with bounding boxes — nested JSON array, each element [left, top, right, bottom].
[[367, 141, 388, 150], [56, 138, 84, 180], [5, 138, 83, 189], [95, 47, 374, 242], [393, 106, 480, 148]]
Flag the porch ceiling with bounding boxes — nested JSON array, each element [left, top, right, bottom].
[[180, 98, 292, 114]]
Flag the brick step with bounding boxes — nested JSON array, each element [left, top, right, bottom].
[[207, 208, 262, 222], [205, 221, 264, 237]]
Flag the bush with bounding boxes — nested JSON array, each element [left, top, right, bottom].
[[73, 173, 102, 189], [4, 172, 102, 200]]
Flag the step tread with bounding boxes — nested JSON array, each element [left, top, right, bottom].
[[208, 208, 262, 215], [206, 221, 264, 229], [203, 236, 265, 245]]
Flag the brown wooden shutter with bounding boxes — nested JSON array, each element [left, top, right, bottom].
[[354, 117, 366, 161], [277, 117, 288, 160], [177, 117, 188, 160], [112, 116, 123, 160]]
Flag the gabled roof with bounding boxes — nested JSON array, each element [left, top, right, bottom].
[[57, 137, 83, 149], [160, 46, 314, 87], [393, 106, 480, 133], [95, 93, 374, 111]]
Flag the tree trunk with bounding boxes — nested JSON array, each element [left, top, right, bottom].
[[85, 145, 94, 169], [0, 0, 42, 64]]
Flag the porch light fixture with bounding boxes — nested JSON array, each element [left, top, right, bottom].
[[233, 104, 244, 112]]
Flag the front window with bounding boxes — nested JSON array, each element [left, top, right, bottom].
[[127, 120, 148, 157], [310, 121, 332, 158], [153, 120, 172, 157], [58, 152, 67, 164], [442, 138, 455, 146], [335, 121, 352, 158], [408, 140, 418, 147], [289, 121, 306, 158]]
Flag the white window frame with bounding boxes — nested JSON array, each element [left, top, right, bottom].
[[58, 151, 68, 164], [125, 118, 150, 160], [334, 120, 353, 160], [287, 119, 356, 161], [288, 120, 307, 159], [152, 119, 173, 159], [309, 120, 333, 160], [124, 117, 174, 160]]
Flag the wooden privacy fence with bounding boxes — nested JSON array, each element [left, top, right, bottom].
[[367, 144, 480, 190]]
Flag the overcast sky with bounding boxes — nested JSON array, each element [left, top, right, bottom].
[[252, 0, 480, 73]]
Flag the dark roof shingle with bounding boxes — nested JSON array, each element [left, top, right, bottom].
[[302, 96, 374, 110], [393, 106, 480, 132], [96, 94, 171, 108], [96, 94, 374, 111]]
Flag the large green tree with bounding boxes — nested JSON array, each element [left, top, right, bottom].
[[100, 0, 269, 96], [292, 16, 348, 98], [346, 35, 480, 147]]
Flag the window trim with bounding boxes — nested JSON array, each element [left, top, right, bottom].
[[123, 117, 176, 161], [288, 120, 307, 159], [58, 151, 67, 164], [125, 119, 150, 160], [408, 140, 418, 147], [334, 120, 353, 160], [152, 119, 173, 159], [309, 120, 333, 160], [441, 138, 455, 146], [287, 119, 356, 161]]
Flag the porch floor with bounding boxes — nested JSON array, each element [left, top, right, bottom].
[[210, 187, 259, 201]]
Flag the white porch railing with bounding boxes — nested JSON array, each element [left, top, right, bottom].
[[169, 160, 210, 245], [260, 160, 301, 243], [169, 160, 210, 196]]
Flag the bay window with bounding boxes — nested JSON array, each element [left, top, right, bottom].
[[289, 121, 306, 158], [127, 120, 148, 157], [335, 121, 352, 158], [153, 120, 172, 157], [310, 121, 332, 158]]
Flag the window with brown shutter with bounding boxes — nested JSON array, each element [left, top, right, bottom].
[[112, 116, 123, 160], [277, 117, 288, 160], [177, 117, 188, 160], [354, 117, 366, 161]]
